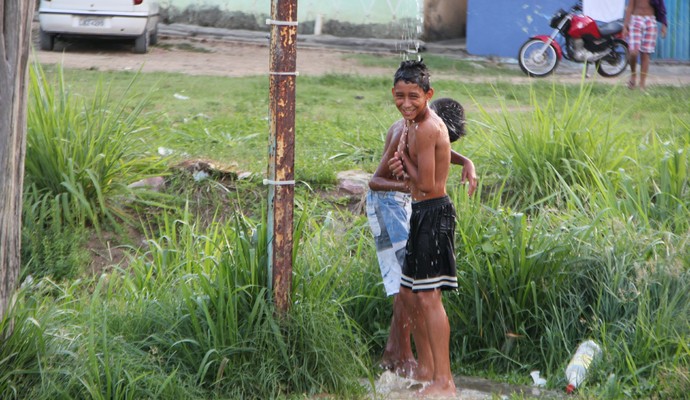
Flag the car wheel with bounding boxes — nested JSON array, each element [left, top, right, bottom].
[[133, 29, 149, 54], [39, 29, 55, 51], [149, 26, 159, 46]]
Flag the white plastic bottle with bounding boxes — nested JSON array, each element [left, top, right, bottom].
[[565, 340, 602, 394]]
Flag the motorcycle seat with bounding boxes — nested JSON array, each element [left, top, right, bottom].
[[596, 20, 624, 36]]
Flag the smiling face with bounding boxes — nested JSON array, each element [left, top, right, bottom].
[[392, 81, 434, 122]]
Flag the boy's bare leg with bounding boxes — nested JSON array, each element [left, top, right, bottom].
[[417, 290, 456, 397], [400, 287, 434, 382], [381, 294, 417, 377], [639, 52, 650, 90], [628, 50, 638, 89]]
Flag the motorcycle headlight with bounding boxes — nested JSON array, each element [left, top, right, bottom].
[[550, 10, 567, 29]]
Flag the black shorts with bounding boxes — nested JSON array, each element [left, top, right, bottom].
[[401, 195, 458, 292]]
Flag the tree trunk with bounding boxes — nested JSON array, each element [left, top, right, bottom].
[[0, 0, 36, 322]]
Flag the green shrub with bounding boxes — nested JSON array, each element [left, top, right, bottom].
[[21, 186, 89, 281], [25, 63, 167, 230]]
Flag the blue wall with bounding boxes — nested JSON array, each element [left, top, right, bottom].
[[466, 0, 572, 59]]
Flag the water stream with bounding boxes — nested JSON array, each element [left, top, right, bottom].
[[396, 0, 423, 61]]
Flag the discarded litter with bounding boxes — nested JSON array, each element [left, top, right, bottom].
[[565, 340, 602, 394], [530, 370, 546, 387]]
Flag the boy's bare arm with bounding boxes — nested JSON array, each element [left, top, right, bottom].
[[370, 139, 409, 192], [382, 119, 402, 156], [623, 0, 635, 30], [369, 123, 410, 192], [451, 151, 477, 196]]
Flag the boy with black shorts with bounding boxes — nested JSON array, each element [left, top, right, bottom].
[[388, 60, 458, 397], [367, 98, 475, 378]]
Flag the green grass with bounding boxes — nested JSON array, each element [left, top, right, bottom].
[[6, 58, 690, 399]]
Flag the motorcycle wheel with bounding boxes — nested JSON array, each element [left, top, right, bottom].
[[518, 39, 559, 77], [596, 39, 629, 77]]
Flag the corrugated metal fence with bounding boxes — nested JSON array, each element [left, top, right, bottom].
[[656, 0, 690, 61], [467, 0, 689, 62]]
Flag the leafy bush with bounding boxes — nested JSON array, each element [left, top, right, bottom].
[[477, 84, 632, 207], [21, 186, 89, 281], [25, 63, 167, 230]]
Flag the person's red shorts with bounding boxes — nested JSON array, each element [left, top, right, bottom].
[[628, 15, 658, 53]]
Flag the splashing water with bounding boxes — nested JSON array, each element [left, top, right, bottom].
[[397, 0, 424, 61], [373, 371, 427, 398]]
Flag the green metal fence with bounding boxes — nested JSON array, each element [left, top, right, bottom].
[[656, 0, 689, 61]]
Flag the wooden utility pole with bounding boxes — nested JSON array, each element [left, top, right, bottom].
[[267, 0, 297, 314], [0, 0, 37, 322]]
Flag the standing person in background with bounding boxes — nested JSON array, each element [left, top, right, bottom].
[[623, 0, 667, 90], [367, 96, 476, 378]]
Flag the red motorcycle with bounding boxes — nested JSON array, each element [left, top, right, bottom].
[[518, 3, 629, 77]]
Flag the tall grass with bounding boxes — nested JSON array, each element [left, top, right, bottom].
[[443, 82, 690, 396], [476, 83, 633, 208], [9, 65, 690, 398], [21, 185, 89, 281], [25, 62, 168, 231], [5, 203, 370, 399]]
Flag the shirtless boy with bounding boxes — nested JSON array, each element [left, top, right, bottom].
[[622, 0, 667, 90], [388, 59, 458, 397], [367, 97, 475, 378]]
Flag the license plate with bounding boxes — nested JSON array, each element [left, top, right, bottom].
[[78, 17, 105, 27]]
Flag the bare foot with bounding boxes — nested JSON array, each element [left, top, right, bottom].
[[394, 359, 418, 379], [410, 364, 433, 382], [627, 78, 636, 90], [417, 379, 456, 398], [379, 358, 395, 371]]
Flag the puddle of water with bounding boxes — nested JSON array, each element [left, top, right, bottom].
[[368, 371, 427, 399], [364, 371, 564, 399]]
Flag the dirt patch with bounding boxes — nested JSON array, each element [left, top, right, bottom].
[[31, 26, 392, 78], [31, 22, 690, 87]]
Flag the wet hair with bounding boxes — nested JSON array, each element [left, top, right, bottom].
[[430, 97, 465, 143], [393, 59, 431, 92]]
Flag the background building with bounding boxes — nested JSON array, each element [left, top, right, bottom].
[[158, 0, 687, 61]]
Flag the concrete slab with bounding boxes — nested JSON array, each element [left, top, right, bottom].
[[366, 371, 565, 399]]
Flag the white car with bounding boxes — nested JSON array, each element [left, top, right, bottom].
[[38, 0, 160, 54]]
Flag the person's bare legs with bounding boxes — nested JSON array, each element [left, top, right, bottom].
[[628, 49, 639, 89], [639, 52, 651, 90], [381, 294, 417, 377], [416, 290, 456, 398], [399, 286, 434, 382]]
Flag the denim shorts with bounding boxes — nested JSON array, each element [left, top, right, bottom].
[[366, 190, 411, 296]]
